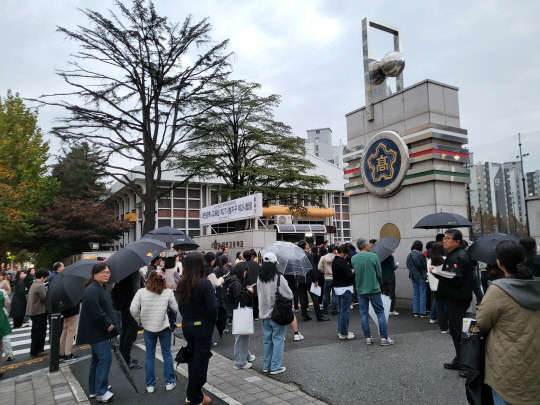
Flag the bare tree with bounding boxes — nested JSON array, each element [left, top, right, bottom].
[[37, 0, 231, 233]]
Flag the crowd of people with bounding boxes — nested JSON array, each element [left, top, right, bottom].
[[0, 234, 538, 405]]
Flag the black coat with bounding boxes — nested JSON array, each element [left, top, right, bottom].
[[76, 280, 120, 345], [222, 275, 253, 317], [9, 279, 27, 319], [332, 256, 355, 288], [436, 247, 474, 308], [244, 260, 261, 288], [297, 251, 316, 284]]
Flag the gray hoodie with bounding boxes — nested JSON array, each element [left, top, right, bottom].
[[491, 277, 540, 311]]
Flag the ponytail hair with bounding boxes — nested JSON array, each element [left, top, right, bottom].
[[495, 240, 533, 280]]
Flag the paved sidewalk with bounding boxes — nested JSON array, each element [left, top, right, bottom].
[[0, 365, 88, 405], [0, 338, 326, 405], [139, 337, 328, 405]]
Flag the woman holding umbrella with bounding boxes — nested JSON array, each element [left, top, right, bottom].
[[257, 252, 293, 375], [476, 241, 540, 404], [130, 269, 179, 393], [175, 252, 217, 405], [77, 262, 119, 403]]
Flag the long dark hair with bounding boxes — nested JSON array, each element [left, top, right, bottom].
[[519, 237, 537, 259], [259, 262, 279, 283], [430, 243, 445, 266], [175, 252, 205, 305], [495, 240, 533, 280], [214, 255, 229, 278], [85, 262, 109, 287]]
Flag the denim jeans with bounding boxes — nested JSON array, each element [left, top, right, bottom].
[[337, 290, 352, 335], [492, 389, 510, 405], [261, 319, 286, 372], [430, 297, 438, 320], [358, 293, 388, 339], [143, 328, 174, 386], [411, 279, 427, 315], [233, 334, 252, 367], [182, 322, 213, 404], [322, 279, 338, 313], [89, 340, 112, 397]]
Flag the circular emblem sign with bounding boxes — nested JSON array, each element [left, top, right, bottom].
[[360, 130, 409, 197]]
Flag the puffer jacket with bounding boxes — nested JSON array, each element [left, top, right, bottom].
[[130, 288, 179, 333], [476, 278, 540, 405], [318, 253, 335, 279]]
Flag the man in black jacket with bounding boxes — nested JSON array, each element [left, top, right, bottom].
[[432, 229, 473, 377], [296, 241, 329, 322], [243, 250, 261, 320]]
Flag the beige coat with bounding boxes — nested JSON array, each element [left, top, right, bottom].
[[26, 280, 47, 316], [476, 284, 540, 404]]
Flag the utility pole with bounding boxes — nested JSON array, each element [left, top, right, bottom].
[[518, 133, 531, 237]]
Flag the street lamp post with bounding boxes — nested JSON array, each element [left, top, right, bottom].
[[517, 133, 530, 237]]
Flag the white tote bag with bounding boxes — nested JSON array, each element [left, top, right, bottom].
[[232, 306, 254, 335], [368, 294, 391, 336]]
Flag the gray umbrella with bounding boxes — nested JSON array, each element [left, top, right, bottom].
[[414, 212, 472, 229], [371, 237, 400, 263]]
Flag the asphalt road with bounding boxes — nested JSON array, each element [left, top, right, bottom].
[[3, 305, 469, 404]]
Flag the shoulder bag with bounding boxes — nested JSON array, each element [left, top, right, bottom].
[[271, 275, 294, 326]]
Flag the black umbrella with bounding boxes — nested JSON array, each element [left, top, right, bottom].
[[172, 234, 199, 251], [414, 212, 472, 229], [107, 238, 166, 284], [63, 259, 100, 279], [46, 273, 85, 313], [110, 340, 139, 393], [371, 237, 400, 263], [468, 233, 520, 265], [141, 226, 187, 244]]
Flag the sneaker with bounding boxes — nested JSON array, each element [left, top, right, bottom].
[[96, 391, 114, 403], [262, 369, 269, 373], [128, 360, 142, 369], [147, 386, 155, 393], [365, 337, 373, 345], [270, 367, 286, 375], [248, 354, 256, 362], [59, 355, 67, 362], [444, 358, 460, 370], [420, 314, 430, 318], [7, 354, 15, 361], [389, 311, 399, 316], [165, 382, 176, 391], [338, 332, 355, 340], [381, 337, 395, 346], [413, 313, 420, 317], [212, 342, 218, 347], [90, 386, 112, 398], [233, 362, 252, 370], [430, 319, 438, 324], [294, 333, 304, 341], [64, 354, 79, 361], [441, 329, 449, 334]]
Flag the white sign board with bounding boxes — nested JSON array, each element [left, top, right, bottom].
[[200, 193, 263, 226]]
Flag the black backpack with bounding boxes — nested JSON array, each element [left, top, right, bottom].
[[271, 275, 294, 326]]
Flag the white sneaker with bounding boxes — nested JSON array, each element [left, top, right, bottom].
[[96, 391, 114, 403], [381, 337, 395, 346], [270, 367, 286, 375], [248, 354, 256, 362], [233, 362, 252, 370], [338, 332, 355, 340], [441, 329, 449, 334], [90, 386, 112, 398], [430, 319, 438, 324], [165, 382, 176, 391], [294, 333, 304, 341], [147, 386, 155, 393], [365, 337, 373, 345], [389, 311, 399, 316]]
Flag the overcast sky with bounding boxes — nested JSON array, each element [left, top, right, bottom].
[[2, 0, 539, 173]]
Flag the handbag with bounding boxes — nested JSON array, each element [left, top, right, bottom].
[[175, 345, 193, 364], [271, 275, 294, 326], [232, 305, 254, 335], [459, 332, 485, 370]]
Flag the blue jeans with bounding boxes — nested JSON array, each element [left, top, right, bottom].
[[89, 340, 112, 397], [261, 319, 286, 372], [322, 280, 338, 313], [337, 290, 352, 335], [143, 328, 174, 386], [358, 293, 388, 339], [492, 389, 510, 405], [411, 279, 427, 315], [430, 297, 437, 320]]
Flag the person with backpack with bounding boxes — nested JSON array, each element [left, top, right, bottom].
[[222, 262, 255, 370]]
